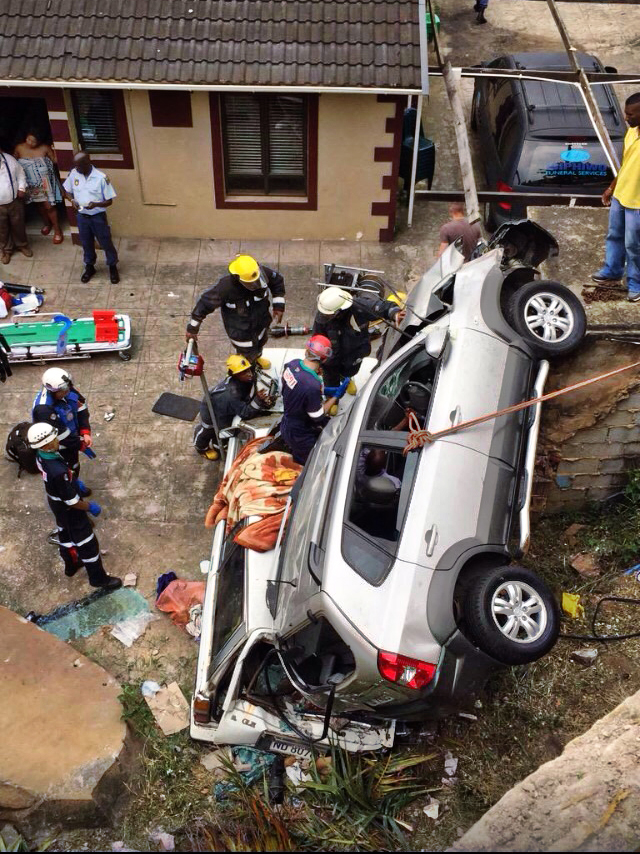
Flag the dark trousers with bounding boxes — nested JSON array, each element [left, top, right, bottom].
[[48, 498, 108, 586], [0, 198, 28, 253], [193, 420, 219, 453], [77, 211, 118, 267], [280, 419, 319, 465], [323, 356, 364, 389]]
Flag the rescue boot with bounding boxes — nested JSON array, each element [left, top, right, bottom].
[[256, 355, 272, 369], [64, 562, 82, 578], [80, 264, 96, 284], [91, 575, 123, 591], [347, 379, 357, 395], [202, 448, 220, 461], [476, 8, 487, 23]]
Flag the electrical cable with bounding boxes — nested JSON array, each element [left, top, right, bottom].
[[559, 595, 640, 642]]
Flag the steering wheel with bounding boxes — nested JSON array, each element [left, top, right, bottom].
[[398, 381, 432, 413]]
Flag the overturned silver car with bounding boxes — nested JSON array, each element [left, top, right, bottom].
[[191, 222, 586, 755]]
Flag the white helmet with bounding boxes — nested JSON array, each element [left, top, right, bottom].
[[317, 287, 354, 316], [42, 367, 72, 392], [27, 422, 58, 449]]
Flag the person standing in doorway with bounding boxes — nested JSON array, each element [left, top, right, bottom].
[[62, 151, 119, 284], [14, 130, 64, 244], [437, 202, 482, 261], [591, 94, 640, 302], [0, 148, 32, 265]]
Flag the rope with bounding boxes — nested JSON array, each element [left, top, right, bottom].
[[404, 358, 640, 455]]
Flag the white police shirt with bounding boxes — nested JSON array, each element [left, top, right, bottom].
[[63, 166, 116, 215]]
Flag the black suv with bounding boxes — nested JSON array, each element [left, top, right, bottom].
[[471, 52, 625, 229]]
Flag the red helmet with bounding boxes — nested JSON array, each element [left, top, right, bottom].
[[305, 334, 333, 362]]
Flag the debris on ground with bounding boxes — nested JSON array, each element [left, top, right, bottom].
[[141, 679, 162, 698], [149, 830, 175, 851], [563, 522, 586, 545], [562, 591, 585, 619], [214, 747, 276, 798], [285, 760, 313, 790], [622, 562, 640, 581], [110, 611, 158, 647], [123, 572, 138, 587], [112, 844, 139, 853], [200, 746, 234, 778], [33, 587, 151, 642], [156, 578, 205, 630], [444, 751, 459, 777], [571, 648, 599, 666], [184, 603, 202, 638], [570, 552, 600, 578], [104, 409, 115, 422], [143, 681, 190, 735], [458, 712, 478, 721], [423, 798, 440, 820]]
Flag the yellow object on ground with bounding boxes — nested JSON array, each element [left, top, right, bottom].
[[256, 355, 271, 369], [203, 448, 219, 461], [347, 379, 357, 395], [562, 591, 585, 619]]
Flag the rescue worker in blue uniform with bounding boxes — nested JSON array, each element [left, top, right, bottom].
[[186, 255, 285, 369], [194, 354, 275, 460], [279, 335, 349, 465], [312, 286, 405, 391], [62, 151, 119, 284], [28, 422, 121, 591], [32, 367, 93, 495]]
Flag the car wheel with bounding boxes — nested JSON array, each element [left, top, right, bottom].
[[462, 565, 559, 665], [508, 280, 586, 357]]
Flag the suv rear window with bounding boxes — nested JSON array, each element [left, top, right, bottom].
[[342, 443, 420, 585], [211, 541, 245, 662], [515, 140, 613, 186]]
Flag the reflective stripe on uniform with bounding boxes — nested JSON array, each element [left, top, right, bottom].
[[75, 532, 95, 547], [225, 302, 236, 309], [47, 494, 62, 501], [272, 297, 285, 306], [229, 336, 255, 348], [82, 553, 101, 563], [57, 428, 71, 442], [308, 407, 324, 418], [64, 495, 80, 506]]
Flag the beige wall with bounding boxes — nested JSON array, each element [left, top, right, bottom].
[[88, 90, 396, 241]]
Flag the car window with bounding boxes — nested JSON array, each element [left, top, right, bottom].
[[365, 347, 437, 432], [489, 82, 516, 146], [342, 442, 420, 585], [515, 140, 614, 186], [497, 117, 520, 166], [211, 540, 245, 664]]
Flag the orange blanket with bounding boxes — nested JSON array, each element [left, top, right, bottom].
[[205, 437, 302, 552]]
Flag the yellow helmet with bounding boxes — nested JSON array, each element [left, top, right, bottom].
[[228, 255, 260, 283], [226, 354, 252, 376], [386, 291, 407, 308]]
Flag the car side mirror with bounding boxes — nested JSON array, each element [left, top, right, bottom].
[[425, 327, 448, 358], [361, 476, 399, 507]]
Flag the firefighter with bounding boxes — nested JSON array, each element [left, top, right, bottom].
[[194, 355, 275, 460], [279, 335, 348, 465], [186, 255, 285, 369], [312, 286, 405, 391], [32, 367, 93, 494], [28, 422, 121, 591]]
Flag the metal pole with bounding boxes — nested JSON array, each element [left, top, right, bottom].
[[407, 94, 423, 227], [545, 0, 620, 173], [442, 61, 481, 226]]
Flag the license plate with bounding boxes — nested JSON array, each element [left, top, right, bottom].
[[258, 736, 314, 760]]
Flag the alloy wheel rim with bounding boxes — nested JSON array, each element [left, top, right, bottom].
[[490, 580, 547, 644], [523, 292, 574, 343]]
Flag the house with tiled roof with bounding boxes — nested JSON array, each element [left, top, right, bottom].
[[0, 1, 427, 242]]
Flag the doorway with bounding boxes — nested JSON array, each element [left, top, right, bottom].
[[0, 96, 66, 232]]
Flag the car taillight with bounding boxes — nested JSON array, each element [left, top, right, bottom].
[[496, 180, 513, 210], [377, 651, 436, 690], [192, 695, 211, 724]]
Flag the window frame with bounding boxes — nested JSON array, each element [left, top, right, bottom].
[[69, 89, 134, 170], [209, 92, 318, 210]]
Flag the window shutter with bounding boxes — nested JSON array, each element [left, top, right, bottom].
[[73, 91, 120, 153], [268, 96, 305, 177], [223, 95, 263, 179]]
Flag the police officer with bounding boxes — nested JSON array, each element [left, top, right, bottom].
[[279, 335, 348, 465], [28, 422, 121, 591], [32, 367, 93, 495], [186, 255, 285, 369], [62, 151, 118, 284], [312, 286, 405, 391], [194, 354, 274, 460]]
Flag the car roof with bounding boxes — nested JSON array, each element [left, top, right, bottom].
[[495, 52, 624, 138]]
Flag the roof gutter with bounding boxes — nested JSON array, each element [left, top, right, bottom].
[[417, 0, 430, 95], [0, 79, 422, 96]]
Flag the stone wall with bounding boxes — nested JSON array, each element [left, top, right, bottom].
[[535, 340, 640, 513]]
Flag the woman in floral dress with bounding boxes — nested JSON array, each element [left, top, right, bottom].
[[14, 130, 64, 244]]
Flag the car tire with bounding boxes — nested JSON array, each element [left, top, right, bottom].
[[462, 564, 559, 665], [508, 280, 586, 357]]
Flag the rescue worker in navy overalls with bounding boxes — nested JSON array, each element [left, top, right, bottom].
[[28, 422, 121, 591], [194, 354, 275, 460], [279, 335, 348, 465], [312, 286, 405, 392], [186, 255, 285, 369], [32, 367, 93, 495]]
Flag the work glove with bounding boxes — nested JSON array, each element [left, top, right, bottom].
[[87, 501, 102, 517], [334, 377, 351, 400]]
